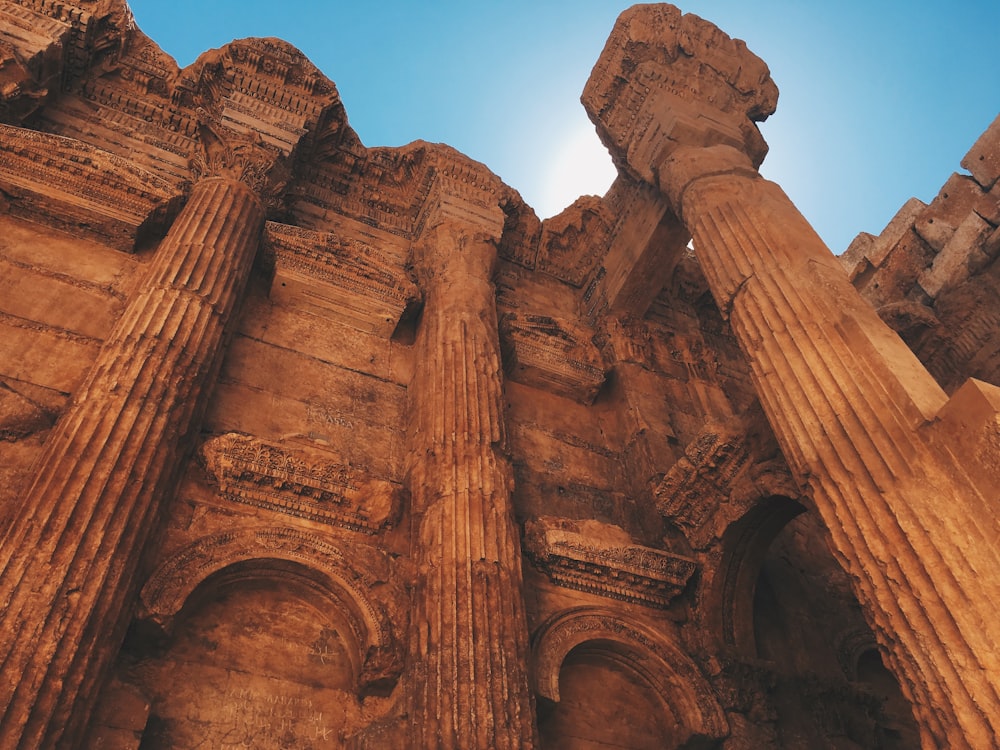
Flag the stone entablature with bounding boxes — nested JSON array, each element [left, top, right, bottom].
[[0, 123, 182, 250], [201, 433, 403, 533], [524, 517, 696, 608], [499, 312, 606, 404], [265, 220, 419, 336]]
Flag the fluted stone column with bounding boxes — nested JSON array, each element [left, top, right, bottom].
[[0, 177, 264, 748], [584, 6, 1000, 748], [659, 146, 1000, 748], [405, 201, 537, 749]]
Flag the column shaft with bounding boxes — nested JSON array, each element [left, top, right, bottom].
[[673, 164, 1000, 748], [406, 223, 536, 749], [0, 177, 264, 748]]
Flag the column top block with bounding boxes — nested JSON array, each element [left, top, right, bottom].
[[583, 4, 778, 181]]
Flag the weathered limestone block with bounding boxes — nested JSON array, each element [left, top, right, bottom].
[[536, 195, 613, 287], [499, 312, 606, 404], [913, 172, 997, 255], [917, 209, 994, 298], [840, 196, 925, 279], [580, 177, 691, 321], [0, 124, 183, 250], [961, 112, 1000, 190], [0, 1, 69, 122], [656, 420, 753, 549], [200, 433, 404, 532], [265, 220, 420, 336]]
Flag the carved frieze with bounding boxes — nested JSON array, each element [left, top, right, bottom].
[[655, 421, 753, 548], [201, 433, 404, 533], [265, 220, 420, 335], [0, 3, 69, 123], [524, 516, 697, 608], [0, 123, 182, 250], [499, 312, 606, 404], [537, 195, 614, 287]]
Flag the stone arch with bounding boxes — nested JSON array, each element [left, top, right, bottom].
[[138, 525, 402, 694], [532, 607, 729, 745], [709, 494, 805, 655]]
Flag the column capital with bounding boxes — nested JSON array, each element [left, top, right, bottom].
[[190, 122, 288, 205], [583, 4, 776, 185], [410, 147, 509, 284]]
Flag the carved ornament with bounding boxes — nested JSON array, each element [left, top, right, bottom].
[[0, 123, 182, 250], [524, 517, 696, 608], [201, 433, 404, 533], [657, 415, 799, 550], [265, 221, 420, 336], [499, 312, 606, 405]]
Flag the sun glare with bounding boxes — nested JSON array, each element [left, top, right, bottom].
[[535, 120, 618, 219]]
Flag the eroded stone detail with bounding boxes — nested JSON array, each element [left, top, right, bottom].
[[265, 220, 420, 336], [524, 517, 696, 608], [201, 433, 403, 532], [499, 312, 606, 404], [0, 123, 182, 250]]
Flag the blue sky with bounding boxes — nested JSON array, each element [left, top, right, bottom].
[[127, 1, 999, 254]]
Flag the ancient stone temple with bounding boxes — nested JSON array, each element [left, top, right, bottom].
[[1, 1, 998, 748]]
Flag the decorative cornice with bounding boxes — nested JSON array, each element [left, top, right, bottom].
[[499, 312, 606, 404], [524, 517, 696, 608], [655, 420, 753, 547], [0, 123, 182, 250], [265, 220, 420, 336], [200, 433, 404, 534]]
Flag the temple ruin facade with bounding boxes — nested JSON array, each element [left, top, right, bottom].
[[1, 2, 999, 748]]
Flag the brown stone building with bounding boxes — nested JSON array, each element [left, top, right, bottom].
[[1, 2, 998, 748]]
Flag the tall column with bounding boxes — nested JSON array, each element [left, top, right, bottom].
[[0, 177, 264, 748], [583, 6, 1000, 748], [660, 146, 1000, 748], [405, 203, 537, 749]]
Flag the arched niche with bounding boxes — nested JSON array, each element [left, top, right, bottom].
[[707, 494, 804, 655], [837, 632, 922, 750], [137, 526, 402, 695], [532, 608, 728, 749]]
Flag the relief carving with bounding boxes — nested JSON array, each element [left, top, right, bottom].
[[499, 312, 606, 404], [655, 419, 754, 548], [0, 123, 182, 250], [524, 517, 696, 608], [265, 221, 420, 336], [201, 433, 404, 533]]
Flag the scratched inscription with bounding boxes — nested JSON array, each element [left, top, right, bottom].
[[218, 685, 341, 747]]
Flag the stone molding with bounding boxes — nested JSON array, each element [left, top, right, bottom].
[[524, 517, 696, 608], [0, 123, 182, 250], [499, 312, 606, 404], [138, 526, 403, 695], [531, 607, 729, 741], [265, 221, 420, 336], [200, 433, 404, 533]]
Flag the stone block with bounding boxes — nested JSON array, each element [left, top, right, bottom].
[[961, 113, 1000, 190]]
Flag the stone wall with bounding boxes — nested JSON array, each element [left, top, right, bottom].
[[2, 2, 994, 749]]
